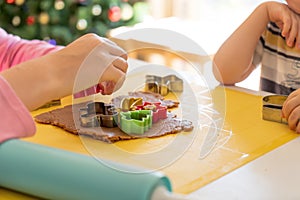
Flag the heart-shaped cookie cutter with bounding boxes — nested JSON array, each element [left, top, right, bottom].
[[120, 97, 143, 111]]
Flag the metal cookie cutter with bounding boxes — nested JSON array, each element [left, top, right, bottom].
[[135, 102, 167, 123], [80, 102, 118, 128], [262, 95, 288, 124], [120, 110, 152, 135], [145, 74, 183, 96], [120, 97, 143, 111], [37, 99, 61, 109]]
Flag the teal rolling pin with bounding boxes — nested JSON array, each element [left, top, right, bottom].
[[0, 139, 190, 200]]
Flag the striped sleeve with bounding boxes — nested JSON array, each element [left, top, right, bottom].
[[258, 22, 300, 94]]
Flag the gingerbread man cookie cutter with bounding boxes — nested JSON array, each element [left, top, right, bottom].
[[262, 95, 287, 124], [119, 110, 152, 135], [80, 102, 118, 128], [145, 74, 183, 96]]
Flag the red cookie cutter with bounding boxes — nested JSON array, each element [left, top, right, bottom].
[[135, 102, 167, 123]]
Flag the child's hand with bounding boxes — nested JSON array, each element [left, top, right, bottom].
[[282, 89, 300, 132], [266, 2, 300, 48], [1, 33, 128, 110], [50, 33, 128, 97]]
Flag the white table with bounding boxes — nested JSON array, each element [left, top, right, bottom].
[[189, 136, 300, 200]]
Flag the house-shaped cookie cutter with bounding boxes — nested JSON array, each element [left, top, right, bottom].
[[135, 102, 167, 123], [119, 110, 152, 135], [145, 74, 183, 96], [79, 102, 118, 128], [262, 95, 287, 124]]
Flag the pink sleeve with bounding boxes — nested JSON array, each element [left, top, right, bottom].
[[0, 28, 63, 71], [0, 75, 36, 143]]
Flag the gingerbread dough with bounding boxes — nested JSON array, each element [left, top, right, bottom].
[[35, 92, 193, 143]]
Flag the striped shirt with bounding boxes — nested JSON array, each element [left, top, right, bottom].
[[253, 22, 300, 95]]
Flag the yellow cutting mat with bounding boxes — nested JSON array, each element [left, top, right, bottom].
[[1, 87, 298, 198]]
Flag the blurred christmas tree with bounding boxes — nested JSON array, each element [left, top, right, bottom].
[[0, 0, 148, 45]]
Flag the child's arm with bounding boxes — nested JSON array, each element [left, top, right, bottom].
[[213, 1, 300, 85], [0, 75, 36, 143], [1, 33, 128, 111], [0, 28, 63, 71], [0, 33, 127, 143]]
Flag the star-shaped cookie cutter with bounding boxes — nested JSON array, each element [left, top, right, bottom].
[[119, 110, 152, 135], [79, 102, 118, 128], [145, 74, 183, 96], [135, 102, 167, 123]]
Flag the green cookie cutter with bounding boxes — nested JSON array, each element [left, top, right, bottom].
[[120, 110, 152, 135]]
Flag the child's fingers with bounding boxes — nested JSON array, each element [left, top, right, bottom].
[[296, 121, 300, 133], [296, 31, 300, 49], [286, 16, 298, 47], [102, 37, 118, 46], [282, 95, 297, 119], [112, 57, 128, 73], [281, 22, 291, 40], [104, 39, 128, 60], [294, 17, 300, 49], [283, 90, 300, 108], [287, 105, 300, 131], [280, 12, 292, 38], [295, 119, 300, 133], [282, 90, 300, 120], [98, 81, 116, 95], [100, 64, 126, 90]]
